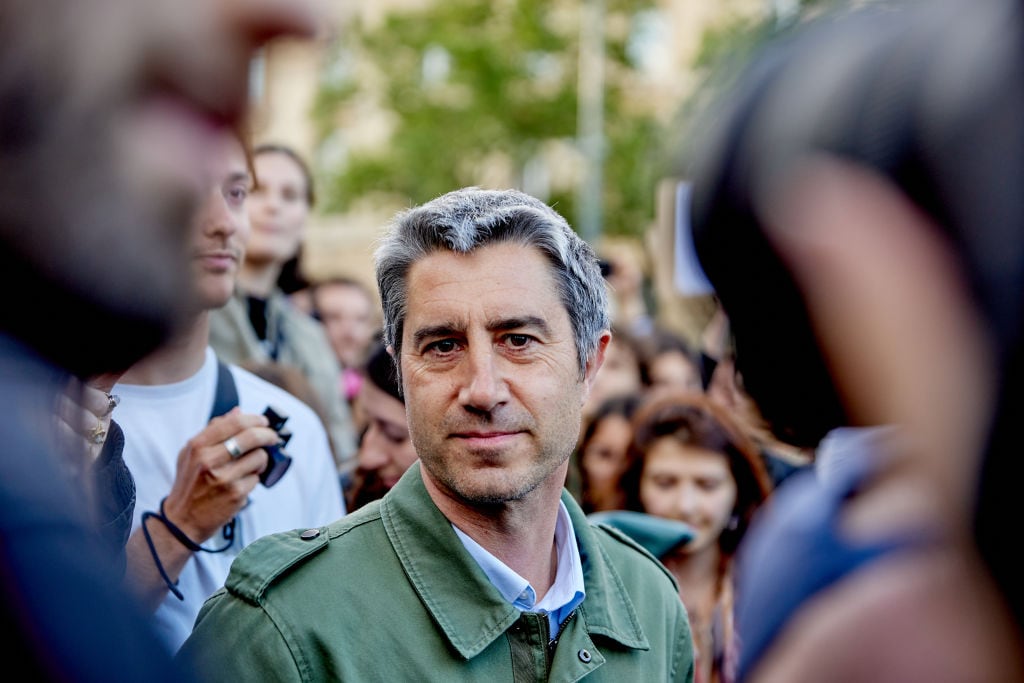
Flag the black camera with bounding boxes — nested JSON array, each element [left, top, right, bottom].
[[261, 405, 293, 487]]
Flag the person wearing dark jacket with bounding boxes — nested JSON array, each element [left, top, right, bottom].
[[0, 0, 318, 679]]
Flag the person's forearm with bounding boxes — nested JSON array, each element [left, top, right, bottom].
[[125, 521, 195, 612]]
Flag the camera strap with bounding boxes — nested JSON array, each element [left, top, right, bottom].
[[208, 357, 240, 544], [210, 358, 239, 420]]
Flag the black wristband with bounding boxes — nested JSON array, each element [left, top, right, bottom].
[[156, 499, 203, 552], [139, 497, 237, 601]]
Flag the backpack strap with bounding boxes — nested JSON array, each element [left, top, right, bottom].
[[210, 359, 240, 421]]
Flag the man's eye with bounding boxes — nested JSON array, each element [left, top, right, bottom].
[[224, 185, 248, 206], [426, 339, 459, 354], [506, 334, 532, 348]]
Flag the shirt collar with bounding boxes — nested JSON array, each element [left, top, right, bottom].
[[380, 465, 650, 659], [453, 500, 586, 635]]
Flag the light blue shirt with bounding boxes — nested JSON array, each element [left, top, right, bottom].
[[452, 501, 586, 639], [815, 425, 899, 489]]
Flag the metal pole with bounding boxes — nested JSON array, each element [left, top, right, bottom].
[[576, 0, 605, 245]]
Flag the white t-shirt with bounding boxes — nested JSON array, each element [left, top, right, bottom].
[[116, 347, 346, 652]]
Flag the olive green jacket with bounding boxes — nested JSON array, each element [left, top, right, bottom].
[[178, 464, 694, 682]]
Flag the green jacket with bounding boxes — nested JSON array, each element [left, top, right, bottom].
[[178, 465, 694, 682]]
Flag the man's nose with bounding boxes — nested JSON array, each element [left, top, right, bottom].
[[207, 196, 242, 238], [458, 345, 509, 413]]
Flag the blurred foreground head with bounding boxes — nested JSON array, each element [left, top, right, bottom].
[[0, 0, 318, 376], [688, 0, 1024, 634], [690, 0, 1024, 449]]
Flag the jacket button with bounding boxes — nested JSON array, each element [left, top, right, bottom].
[[578, 649, 592, 663], [300, 528, 320, 540]]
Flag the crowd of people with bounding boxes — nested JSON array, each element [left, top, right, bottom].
[[3, 0, 1024, 680]]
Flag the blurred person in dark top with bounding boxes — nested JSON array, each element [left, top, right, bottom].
[[0, 0, 319, 679], [688, 0, 1024, 678]]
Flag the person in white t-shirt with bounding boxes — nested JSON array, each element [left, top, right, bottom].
[[117, 132, 345, 653]]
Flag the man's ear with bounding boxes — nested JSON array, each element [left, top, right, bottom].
[[582, 330, 613, 398]]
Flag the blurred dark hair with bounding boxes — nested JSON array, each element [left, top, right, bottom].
[[688, 0, 1024, 449], [685, 0, 1024, 627], [275, 251, 313, 296], [362, 341, 401, 404]]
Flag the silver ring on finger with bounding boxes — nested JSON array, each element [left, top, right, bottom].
[[223, 436, 243, 459]]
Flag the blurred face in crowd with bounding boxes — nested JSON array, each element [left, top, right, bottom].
[[580, 413, 633, 508], [640, 438, 737, 556], [648, 350, 703, 394], [401, 243, 607, 505], [188, 137, 252, 313], [0, 0, 317, 355], [356, 379, 417, 490], [245, 150, 311, 267], [316, 282, 379, 368]]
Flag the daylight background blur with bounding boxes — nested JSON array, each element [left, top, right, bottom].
[[250, 0, 846, 340]]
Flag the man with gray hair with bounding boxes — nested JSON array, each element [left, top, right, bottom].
[[179, 187, 694, 681]]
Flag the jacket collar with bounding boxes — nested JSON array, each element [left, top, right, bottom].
[[379, 464, 650, 659]]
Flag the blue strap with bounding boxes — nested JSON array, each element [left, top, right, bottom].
[[210, 359, 239, 420]]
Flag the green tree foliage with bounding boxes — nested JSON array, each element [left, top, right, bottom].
[[312, 0, 664, 239]]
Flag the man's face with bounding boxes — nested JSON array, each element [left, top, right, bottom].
[[317, 283, 379, 368], [246, 151, 310, 267], [400, 243, 608, 505], [187, 137, 251, 313], [0, 0, 317, 369], [356, 379, 417, 490]]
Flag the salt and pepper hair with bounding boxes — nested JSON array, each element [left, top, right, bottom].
[[374, 187, 610, 381]]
